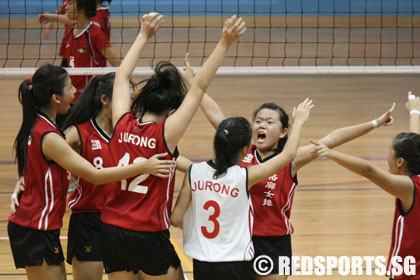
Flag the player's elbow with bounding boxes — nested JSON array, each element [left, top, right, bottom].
[[170, 215, 182, 228]]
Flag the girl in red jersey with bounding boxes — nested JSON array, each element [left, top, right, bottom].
[[58, 0, 119, 104], [39, 0, 112, 41], [312, 92, 420, 280], [171, 98, 313, 280], [100, 12, 246, 280], [63, 72, 150, 280], [9, 64, 174, 280], [198, 96, 394, 279]]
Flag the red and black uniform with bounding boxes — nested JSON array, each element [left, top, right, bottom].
[[68, 118, 110, 212], [101, 113, 180, 275], [101, 113, 178, 231], [92, 7, 111, 42], [240, 145, 297, 274], [8, 112, 69, 268], [66, 118, 111, 264], [386, 175, 420, 279], [59, 22, 110, 103], [240, 145, 297, 236]]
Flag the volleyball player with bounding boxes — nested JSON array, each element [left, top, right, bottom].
[[8, 64, 174, 280], [312, 92, 420, 279], [62, 72, 123, 280], [39, 0, 112, 41], [59, 0, 119, 105], [170, 98, 313, 280], [198, 95, 395, 279], [99, 12, 246, 280]]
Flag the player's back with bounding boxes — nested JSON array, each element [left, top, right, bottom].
[[183, 161, 254, 262], [101, 113, 178, 232]]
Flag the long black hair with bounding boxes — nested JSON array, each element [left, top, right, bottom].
[[131, 61, 186, 119], [213, 117, 252, 178], [14, 64, 68, 176], [63, 72, 115, 129], [253, 102, 289, 153], [392, 132, 420, 175]]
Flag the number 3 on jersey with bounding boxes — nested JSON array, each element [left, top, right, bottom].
[[118, 152, 149, 194], [201, 200, 220, 239]]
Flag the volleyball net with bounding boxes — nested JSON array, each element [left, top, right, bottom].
[[1, 0, 420, 75]]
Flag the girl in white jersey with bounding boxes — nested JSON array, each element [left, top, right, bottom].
[[198, 94, 394, 279], [171, 99, 313, 280]]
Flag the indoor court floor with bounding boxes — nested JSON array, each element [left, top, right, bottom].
[[1, 73, 419, 279]]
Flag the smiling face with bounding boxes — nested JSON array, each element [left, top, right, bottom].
[[252, 108, 288, 153], [56, 76, 76, 114]]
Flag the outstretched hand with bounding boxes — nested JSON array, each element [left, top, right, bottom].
[[292, 98, 314, 124], [406, 91, 420, 113], [145, 153, 176, 178], [141, 12, 165, 39], [376, 102, 395, 127], [221, 15, 247, 47], [179, 53, 194, 87], [309, 139, 333, 158]]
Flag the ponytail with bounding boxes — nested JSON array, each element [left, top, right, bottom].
[[63, 72, 115, 129], [131, 61, 186, 118], [213, 117, 251, 178], [14, 64, 68, 176]]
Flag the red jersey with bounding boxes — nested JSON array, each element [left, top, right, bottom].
[[9, 113, 70, 231], [386, 175, 420, 279], [92, 7, 111, 42], [59, 22, 110, 103], [67, 118, 110, 213], [240, 145, 297, 236], [60, 0, 69, 17], [101, 113, 178, 232]]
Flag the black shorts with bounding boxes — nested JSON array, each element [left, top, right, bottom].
[[253, 235, 292, 275], [101, 223, 180, 275], [67, 212, 103, 264], [193, 259, 256, 280], [8, 221, 64, 268]]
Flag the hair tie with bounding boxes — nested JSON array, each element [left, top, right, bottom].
[[28, 77, 33, 85], [224, 129, 229, 136]]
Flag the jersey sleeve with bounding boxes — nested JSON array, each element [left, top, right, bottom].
[[92, 27, 111, 51]]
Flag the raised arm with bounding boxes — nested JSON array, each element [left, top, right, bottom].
[[170, 173, 192, 228], [112, 12, 164, 127], [247, 99, 313, 187], [43, 133, 174, 185], [291, 103, 395, 176], [178, 53, 225, 130], [164, 16, 246, 152], [406, 91, 420, 134], [312, 141, 414, 212]]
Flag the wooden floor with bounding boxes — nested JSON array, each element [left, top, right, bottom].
[[1, 73, 419, 279]]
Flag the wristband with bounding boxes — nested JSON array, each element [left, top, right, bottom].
[[409, 110, 420, 115], [371, 119, 378, 128]]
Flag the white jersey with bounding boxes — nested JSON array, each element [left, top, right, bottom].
[[183, 161, 254, 262]]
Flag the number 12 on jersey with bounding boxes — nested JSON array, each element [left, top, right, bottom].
[[117, 152, 150, 194]]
